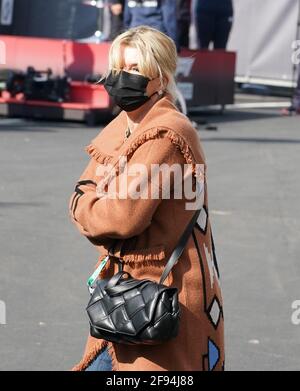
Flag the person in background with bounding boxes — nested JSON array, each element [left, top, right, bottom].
[[291, 70, 300, 113], [108, 0, 125, 40], [124, 0, 177, 45], [196, 0, 233, 49], [176, 0, 191, 50], [281, 69, 300, 115]]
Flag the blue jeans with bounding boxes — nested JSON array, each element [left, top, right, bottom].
[[85, 347, 113, 371]]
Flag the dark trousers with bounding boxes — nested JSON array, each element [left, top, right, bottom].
[[177, 19, 191, 49], [85, 347, 112, 371], [196, 12, 233, 49]]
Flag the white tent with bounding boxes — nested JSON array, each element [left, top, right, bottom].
[[228, 0, 300, 87]]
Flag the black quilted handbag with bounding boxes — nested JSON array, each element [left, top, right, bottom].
[[86, 209, 200, 345]]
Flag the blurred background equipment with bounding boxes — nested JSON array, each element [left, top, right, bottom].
[[6, 67, 71, 102], [0, 0, 99, 39], [0, 0, 237, 124], [0, 34, 113, 125]]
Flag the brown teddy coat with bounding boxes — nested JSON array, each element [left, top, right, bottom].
[[68, 94, 224, 371]]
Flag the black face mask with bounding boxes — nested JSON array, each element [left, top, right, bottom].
[[102, 70, 158, 112]]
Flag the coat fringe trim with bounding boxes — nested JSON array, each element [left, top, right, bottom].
[[96, 127, 199, 196], [71, 339, 109, 371], [121, 258, 167, 269], [121, 245, 166, 264], [96, 247, 166, 271], [125, 127, 197, 173], [85, 143, 113, 165], [71, 340, 119, 371]]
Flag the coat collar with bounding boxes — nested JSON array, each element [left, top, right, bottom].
[[85, 92, 206, 173], [85, 93, 177, 162]]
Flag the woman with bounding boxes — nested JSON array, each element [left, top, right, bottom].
[[68, 26, 224, 371]]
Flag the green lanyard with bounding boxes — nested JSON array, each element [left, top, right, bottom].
[[87, 255, 110, 288]]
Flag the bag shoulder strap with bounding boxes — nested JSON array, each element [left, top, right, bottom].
[[159, 208, 201, 285]]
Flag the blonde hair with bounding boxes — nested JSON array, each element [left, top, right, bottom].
[[104, 26, 178, 102]]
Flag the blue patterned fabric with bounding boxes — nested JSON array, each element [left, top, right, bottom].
[[85, 347, 113, 371]]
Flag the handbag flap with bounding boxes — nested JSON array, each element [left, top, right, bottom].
[[87, 278, 175, 337]]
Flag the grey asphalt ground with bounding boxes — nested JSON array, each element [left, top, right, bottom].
[[0, 106, 300, 371]]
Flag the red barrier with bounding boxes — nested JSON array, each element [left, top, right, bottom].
[[0, 35, 110, 79], [177, 49, 236, 107], [0, 35, 236, 122]]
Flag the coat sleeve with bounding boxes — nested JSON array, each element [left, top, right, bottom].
[[68, 136, 182, 243]]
